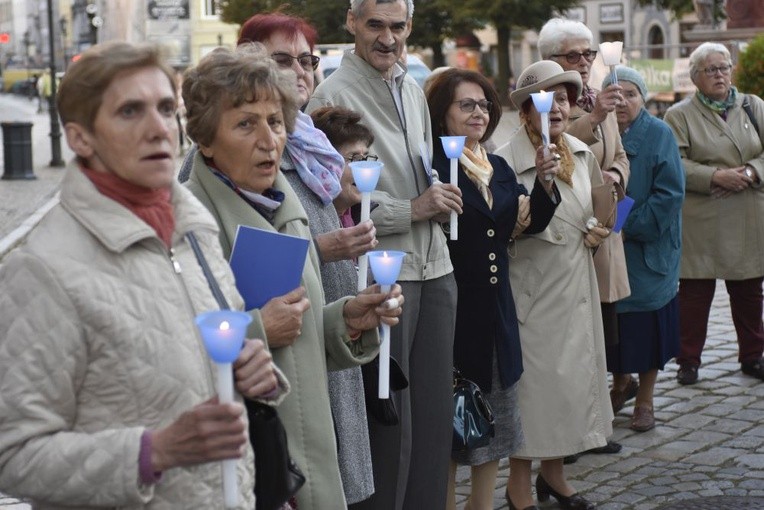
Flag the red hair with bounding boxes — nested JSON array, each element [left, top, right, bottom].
[[237, 13, 318, 51]]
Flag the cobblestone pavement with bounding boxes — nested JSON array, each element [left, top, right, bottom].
[[1, 94, 761, 508], [454, 286, 764, 509]]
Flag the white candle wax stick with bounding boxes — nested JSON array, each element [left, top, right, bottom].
[[378, 284, 391, 399], [357, 192, 372, 291], [610, 65, 619, 86], [540, 112, 553, 182], [217, 363, 239, 508], [450, 158, 458, 240]]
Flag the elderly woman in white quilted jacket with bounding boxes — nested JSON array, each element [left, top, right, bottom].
[[0, 41, 288, 509]]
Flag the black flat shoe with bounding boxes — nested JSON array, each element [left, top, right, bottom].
[[535, 474, 595, 510], [677, 364, 699, 385], [742, 358, 764, 380]]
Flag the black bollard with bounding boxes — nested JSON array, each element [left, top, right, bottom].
[[1, 121, 36, 180]]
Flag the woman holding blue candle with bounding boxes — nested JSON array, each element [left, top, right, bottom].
[[426, 68, 560, 510], [182, 44, 404, 510], [0, 42, 287, 509], [495, 60, 613, 510]]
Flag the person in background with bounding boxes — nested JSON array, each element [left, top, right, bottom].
[[307, 1, 462, 507], [663, 42, 764, 385], [182, 44, 404, 510], [538, 18, 631, 460], [602, 66, 685, 431], [0, 41, 287, 509], [496, 60, 613, 510], [427, 68, 560, 510]]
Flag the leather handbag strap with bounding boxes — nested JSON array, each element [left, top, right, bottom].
[[186, 232, 230, 310], [743, 95, 760, 138]]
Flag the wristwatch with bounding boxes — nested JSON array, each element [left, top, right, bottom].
[[745, 166, 755, 180]]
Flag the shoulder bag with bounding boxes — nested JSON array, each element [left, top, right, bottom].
[[452, 368, 495, 451], [186, 232, 306, 510]]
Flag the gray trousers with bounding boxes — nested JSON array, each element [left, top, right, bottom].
[[352, 274, 457, 510]]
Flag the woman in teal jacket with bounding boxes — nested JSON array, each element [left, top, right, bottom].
[[603, 66, 685, 432]]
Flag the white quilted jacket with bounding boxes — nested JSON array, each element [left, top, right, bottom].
[[0, 165, 270, 509]]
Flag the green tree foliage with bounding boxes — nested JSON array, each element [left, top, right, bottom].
[[407, 0, 484, 67], [470, 0, 580, 104], [735, 34, 764, 99]]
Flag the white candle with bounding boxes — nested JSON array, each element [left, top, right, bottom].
[[357, 191, 371, 291], [440, 136, 466, 240], [217, 362, 239, 508], [530, 90, 555, 182], [449, 158, 458, 239], [350, 161, 383, 291], [379, 283, 392, 399], [599, 41, 623, 86]]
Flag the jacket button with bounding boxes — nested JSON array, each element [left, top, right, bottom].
[[555, 233, 562, 241], [488, 252, 496, 261], [487, 229, 495, 237], [490, 265, 498, 273], [490, 276, 498, 284]]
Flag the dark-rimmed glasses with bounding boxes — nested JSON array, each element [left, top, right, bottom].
[[345, 153, 379, 163], [701, 64, 732, 77], [551, 50, 598, 64], [453, 99, 492, 114], [271, 52, 320, 71]]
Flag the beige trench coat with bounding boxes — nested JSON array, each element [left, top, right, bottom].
[[663, 93, 764, 279], [495, 132, 613, 457], [568, 104, 631, 302]]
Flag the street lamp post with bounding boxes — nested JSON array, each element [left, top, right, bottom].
[[60, 17, 68, 71], [46, 0, 64, 167]]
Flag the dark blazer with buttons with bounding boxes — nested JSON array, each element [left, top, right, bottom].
[[435, 146, 559, 392]]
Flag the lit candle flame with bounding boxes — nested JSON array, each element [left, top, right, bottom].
[[219, 321, 230, 331], [383, 251, 389, 258]]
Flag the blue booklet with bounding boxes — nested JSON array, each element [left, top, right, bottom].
[[613, 195, 635, 234], [229, 225, 310, 310]]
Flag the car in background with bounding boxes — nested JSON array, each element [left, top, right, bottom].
[[317, 52, 432, 89]]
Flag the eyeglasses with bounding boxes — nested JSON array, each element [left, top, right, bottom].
[[453, 99, 492, 114], [551, 50, 598, 64], [271, 52, 320, 71], [701, 64, 732, 77], [345, 153, 379, 163]]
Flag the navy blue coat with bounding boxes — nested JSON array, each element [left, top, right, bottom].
[[435, 146, 559, 392]]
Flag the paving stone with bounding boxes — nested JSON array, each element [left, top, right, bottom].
[[738, 454, 764, 469], [703, 418, 756, 435], [679, 430, 731, 444]]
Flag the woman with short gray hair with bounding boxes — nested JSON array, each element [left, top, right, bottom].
[[663, 42, 764, 386]]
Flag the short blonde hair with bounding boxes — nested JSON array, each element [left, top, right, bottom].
[[57, 41, 175, 131], [182, 43, 300, 147]]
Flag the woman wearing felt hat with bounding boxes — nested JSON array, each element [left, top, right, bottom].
[[602, 66, 685, 433], [495, 60, 614, 510]]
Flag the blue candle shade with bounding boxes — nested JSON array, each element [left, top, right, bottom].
[[350, 161, 383, 193], [441, 136, 466, 159], [368, 250, 406, 285], [530, 90, 554, 113], [195, 310, 252, 364]]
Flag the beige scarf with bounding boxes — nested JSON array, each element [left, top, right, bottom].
[[519, 113, 575, 187], [459, 143, 494, 209]]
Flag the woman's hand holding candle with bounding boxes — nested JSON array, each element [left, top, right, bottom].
[[233, 338, 279, 399], [534, 143, 560, 192], [342, 283, 405, 333]]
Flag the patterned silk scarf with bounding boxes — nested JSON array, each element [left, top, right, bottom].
[[459, 143, 494, 209], [697, 86, 738, 118], [577, 85, 598, 113], [284, 111, 344, 205], [522, 122, 575, 187]]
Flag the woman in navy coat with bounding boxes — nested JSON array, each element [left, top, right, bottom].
[[426, 68, 560, 510]]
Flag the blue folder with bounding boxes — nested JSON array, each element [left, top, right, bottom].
[[229, 225, 310, 310], [612, 195, 635, 234]]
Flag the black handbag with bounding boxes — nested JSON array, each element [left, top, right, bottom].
[[361, 354, 409, 425], [452, 368, 495, 451], [187, 232, 306, 510]]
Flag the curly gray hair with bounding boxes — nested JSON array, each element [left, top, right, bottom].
[[537, 18, 593, 59], [688, 42, 731, 79], [181, 42, 300, 148]]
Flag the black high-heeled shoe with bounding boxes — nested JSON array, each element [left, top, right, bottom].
[[505, 487, 540, 510], [535, 474, 595, 510]]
